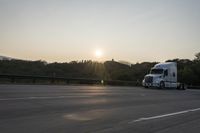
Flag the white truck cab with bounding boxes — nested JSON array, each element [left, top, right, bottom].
[[142, 62, 178, 89]]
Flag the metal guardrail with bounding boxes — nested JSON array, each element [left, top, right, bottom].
[[0, 74, 101, 84], [187, 86, 200, 89], [1, 74, 199, 88], [0, 74, 139, 86]]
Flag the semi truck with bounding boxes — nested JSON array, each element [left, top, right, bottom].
[[142, 62, 185, 89]]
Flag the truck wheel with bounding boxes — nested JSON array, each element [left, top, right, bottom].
[[159, 81, 165, 89], [177, 83, 185, 90], [176, 84, 180, 90], [181, 83, 185, 90]]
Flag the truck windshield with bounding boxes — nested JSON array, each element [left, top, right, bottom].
[[150, 69, 163, 74]]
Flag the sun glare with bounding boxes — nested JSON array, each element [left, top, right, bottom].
[[95, 49, 103, 58]]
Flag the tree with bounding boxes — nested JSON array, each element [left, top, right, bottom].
[[195, 52, 200, 61]]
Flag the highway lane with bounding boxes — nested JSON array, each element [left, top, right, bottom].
[[0, 85, 200, 133]]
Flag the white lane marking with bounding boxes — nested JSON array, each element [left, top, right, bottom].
[[129, 107, 200, 123], [0, 95, 92, 101]]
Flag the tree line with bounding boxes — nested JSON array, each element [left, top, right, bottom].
[[0, 53, 200, 85]]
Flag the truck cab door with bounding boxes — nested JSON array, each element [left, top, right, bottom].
[[164, 69, 169, 81]]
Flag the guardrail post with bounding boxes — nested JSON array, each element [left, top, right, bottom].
[[51, 78, 55, 84], [11, 77, 15, 83], [32, 78, 36, 84], [66, 79, 69, 84]]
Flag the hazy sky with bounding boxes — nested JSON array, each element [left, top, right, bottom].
[[0, 0, 200, 63]]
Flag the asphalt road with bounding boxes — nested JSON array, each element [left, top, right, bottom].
[[0, 85, 200, 133]]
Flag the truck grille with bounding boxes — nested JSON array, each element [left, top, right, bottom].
[[145, 76, 153, 83]]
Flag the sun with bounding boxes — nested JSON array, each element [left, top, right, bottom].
[[95, 49, 103, 58]]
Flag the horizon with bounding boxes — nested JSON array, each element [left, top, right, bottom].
[[1, 0, 200, 63]]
